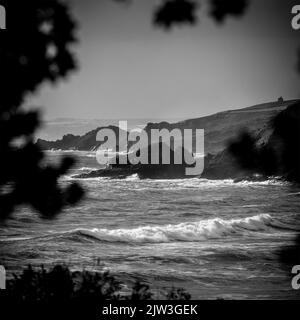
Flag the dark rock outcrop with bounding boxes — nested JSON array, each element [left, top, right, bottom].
[[74, 164, 191, 180], [73, 142, 196, 180]]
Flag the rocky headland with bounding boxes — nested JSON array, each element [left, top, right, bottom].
[[37, 98, 300, 180]]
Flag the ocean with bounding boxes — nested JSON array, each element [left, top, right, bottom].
[[1, 151, 300, 299]]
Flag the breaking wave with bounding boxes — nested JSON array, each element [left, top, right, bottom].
[[72, 214, 299, 244]]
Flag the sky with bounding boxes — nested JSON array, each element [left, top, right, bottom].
[[27, 0, 300, 121]]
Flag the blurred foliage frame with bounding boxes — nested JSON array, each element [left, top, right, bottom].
[[0, 0, 84, 219]]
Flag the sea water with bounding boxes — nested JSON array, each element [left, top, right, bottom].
[[0, 151, 300, 299]]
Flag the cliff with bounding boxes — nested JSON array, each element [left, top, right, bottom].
[[202, 100, 300, 180], [144, 99, 299, 155], [37, 99, 298, 153], [37, 99, 300, 179]]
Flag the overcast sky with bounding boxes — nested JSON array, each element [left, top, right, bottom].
[[27, 0, 300, 120]]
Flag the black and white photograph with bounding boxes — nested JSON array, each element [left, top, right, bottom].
[[0, 0, 300, 316]]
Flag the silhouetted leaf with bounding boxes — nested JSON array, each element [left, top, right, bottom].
[[153, 0, 199, 29]]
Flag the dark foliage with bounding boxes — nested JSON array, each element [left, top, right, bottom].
[[0, 0, 83, 219], [128, 281, 153, 300], [228, 131, 278, 177], [228, 102, 300, 267], [4, 264, 191, 303], [166, 286, 191, 300], [210, 0, 249, 23], [153, 0, 249, 29], [228, 102, 300, 184], [5, 264, 122, 303], [272, 103, 300, 183], [0, 0, 77, 111], [154, 0, 199, 29]]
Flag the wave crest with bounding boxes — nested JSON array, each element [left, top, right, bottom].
[[75, 214, 297, 244]]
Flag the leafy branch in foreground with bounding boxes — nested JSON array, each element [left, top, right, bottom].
[[4, 264, 191, 302], [0, 0, 84, 220]]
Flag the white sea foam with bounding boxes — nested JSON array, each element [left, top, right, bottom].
[[76, 167, 100, 171], [46, 150, 96, 157], [0, 236, 33, 242], [137, 178, 287, 190], [74, 214, 297, 244], [124, 174, 139, 181]]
